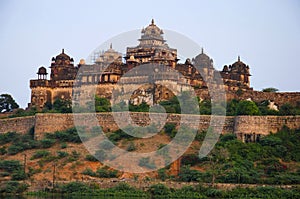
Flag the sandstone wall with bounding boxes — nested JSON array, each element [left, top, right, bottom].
[[0, 113, 299, 141], [234, 115, 300, 136], [229, 91, 300, 106], [0, 116, 35, 134]]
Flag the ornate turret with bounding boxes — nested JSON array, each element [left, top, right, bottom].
[[222, 56, 251, 89], [139, 19, 165, 47], [95, 44, 122, 65], [192, 48, 214, 69], [37, 66, 47, 80], [126, 19, 177, 67], [50, 49, 77, 81]]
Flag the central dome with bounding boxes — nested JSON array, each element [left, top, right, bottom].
[[139, 19, 165, 46]]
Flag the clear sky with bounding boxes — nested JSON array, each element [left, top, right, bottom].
[[0, 0, 299, 108]]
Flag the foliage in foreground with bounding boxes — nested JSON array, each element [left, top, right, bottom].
[[25, 182, 300, 199], [178, 127, 300, 185]]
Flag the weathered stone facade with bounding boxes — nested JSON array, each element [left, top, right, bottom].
[[1, 113, 300, 143], [29, 19, 254, 110]]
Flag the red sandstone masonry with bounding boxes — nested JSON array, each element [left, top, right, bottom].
[[0, 114, 299, 140], [0, 116, 35, 134]]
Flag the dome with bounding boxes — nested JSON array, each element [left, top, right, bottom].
[[231, 56, 250, 74], [127, 55, 137, 62], [55, 49, 70, 60], [37, 66, 47, 75], [143, 19, 164, 36], [79, 59, 86, 65], [193, 48, 214, 68], [139, 19, 165, 45]]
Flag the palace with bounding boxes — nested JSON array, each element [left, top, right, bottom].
[[29, 19, 251, 110]]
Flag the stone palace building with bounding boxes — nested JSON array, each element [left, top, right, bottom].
[[29, 19, 251, 110]]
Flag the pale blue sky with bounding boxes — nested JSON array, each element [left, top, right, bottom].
[[0, 0, 299, 108]]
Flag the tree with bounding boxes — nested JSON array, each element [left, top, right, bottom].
[[279, 103, 296, 115], [0, 94, 19, 112], [95, 96, 111, 112], [262, 87, 279, 92], [236, 100, 260, 115], [53, 98, 72, 113], [206, 148, 229, 185]]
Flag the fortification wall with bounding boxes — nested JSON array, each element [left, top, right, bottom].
[[234, 115, 300, 135], [0, 116, 35, 134], [229, 91, 300, 106], [0, 113, 299, 141]]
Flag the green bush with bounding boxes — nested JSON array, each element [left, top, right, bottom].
[[40, 138, 56, 148], [158, 169, 167, 181], [82, 168, 97, 177], [49, 128, 81, 143], [60, 142, 67, 149], [7, 145, 23, 155], [96, 167, 118, 178], [0, 132, 19, 144], [67, 150, 80, 162], [60, 181, 90, 193], [164, 123, 176, 138], [181, 154, 201, 166], [112, 182, 136, 191], [94, 150, 107, 161], [108, 128, 135, 143], [127, 142, 136, 151], [11, 170, 26, 180], [0, 181, 28, 194], [149, 184, 171, 196], [99, 140, 114, 150], [31, 150, 50, 159], [178, 165, 201, 182], [236, 100, 260, 115], [0, 146, 7, 155], [85, 154, 98, 162], [57, 151, 68, 158], [0, 160, 22, 172], [138, 157, 156, 169]]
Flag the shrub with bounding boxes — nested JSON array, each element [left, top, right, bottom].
[[236, 100, 260, 115], [158, 169, 167, 181], [0, 181, 28, 194], [40, 138, 56, 148], [262, 87, 279, 92], [149, 184, 171, 196], [7, 145, 23, 155], [108, 128, 134, 143], [0, 160, 22, 172], [60, 182, 90, 193], [52, 128, 81, 143], [67, 150, 80, 162], [60, 142, 67, 149], [127, 142, 136, 151], [96, 167, 118, 178], [31, 150, 50, 159], [112, 183, 135, 191], [178, 165, 201, 182], [181, 154, 201, 166], [138, 157, 156, 169], [164, 123, 176, 137], [0, 146, 7, 155], [85, 154, 98, 162], [0, 132, 19, 144], [94, 150, 107, 161], [11, 170, 26, 180], [99, 140, 114, 150], [57, 151, 68, 158], [220, 134, 237, 142], [82, 168, 97, 177]]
